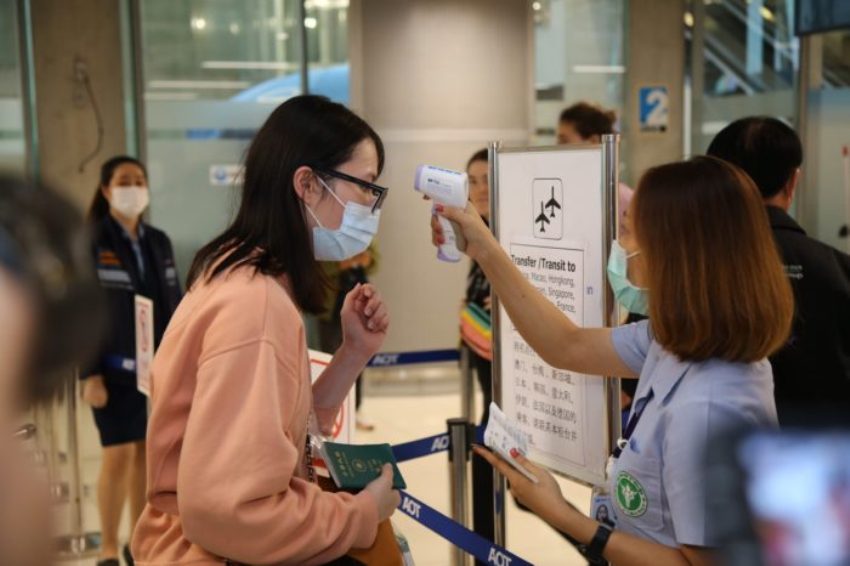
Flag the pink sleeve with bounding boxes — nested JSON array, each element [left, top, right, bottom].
[[176, 339, 378, 565], [314, 405, 343, 436]]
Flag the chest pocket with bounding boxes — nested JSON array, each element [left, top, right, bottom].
[[615, 454, 664, 531]]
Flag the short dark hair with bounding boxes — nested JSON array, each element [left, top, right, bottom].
[[706, 116, 803, 199], [558, 102, 617, 138], [88, 155, 148, 222], [0, 176, 106, 405], [466, 148, 488, 170], [633, 157, 793, 363], [187, 95, 385, 314]]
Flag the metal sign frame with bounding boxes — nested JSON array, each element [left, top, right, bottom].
[[487, 135, 622, 543]]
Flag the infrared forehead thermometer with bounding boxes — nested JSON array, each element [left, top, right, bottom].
[[414, 165, 468, 262]]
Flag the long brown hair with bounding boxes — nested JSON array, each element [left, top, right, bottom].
[[633, 156, 793, 363]]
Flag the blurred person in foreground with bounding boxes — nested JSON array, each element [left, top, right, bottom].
[[0, 175, 104, 565]]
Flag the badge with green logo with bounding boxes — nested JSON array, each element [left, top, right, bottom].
[[616, 471, 648, 517]]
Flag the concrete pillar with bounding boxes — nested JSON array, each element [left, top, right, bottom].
[[30, 0, 130, 209], [623, 0, 686, 181], [349, 0, 533, 352]]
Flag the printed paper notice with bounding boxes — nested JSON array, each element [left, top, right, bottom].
[[504, 241, 587, 468]]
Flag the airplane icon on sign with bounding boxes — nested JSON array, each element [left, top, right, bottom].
[[545, 186, 561, 218], [535, 202, 550, 232], [532, 178, 563, 240]]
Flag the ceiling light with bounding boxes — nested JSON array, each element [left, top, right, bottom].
[[148, 80, 250, 90], [572, 65, 626, 74]]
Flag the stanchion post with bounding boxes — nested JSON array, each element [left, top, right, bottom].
[[67, 372, 84, 549], [602, 134, 623, 451], [447, 418, 471, 566], [459, 346, 474, 421], [488, 141, 507, 548], [54, 370, 99, 557]]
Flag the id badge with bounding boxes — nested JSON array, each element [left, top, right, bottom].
[[134, 295, 154, 396], [590, 489, 616, 528], [590, 455, 617, 528]]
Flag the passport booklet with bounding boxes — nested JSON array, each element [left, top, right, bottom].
[[318, 441, 407, 491]]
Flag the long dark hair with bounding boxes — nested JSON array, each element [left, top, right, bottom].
[[186, 95, 385, 314], [88, 155, 148, 223]]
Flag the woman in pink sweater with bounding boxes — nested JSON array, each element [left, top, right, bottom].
[[131, 95, 400, 565]]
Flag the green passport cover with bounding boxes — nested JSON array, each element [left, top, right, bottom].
[[321, 442, 407, 490]]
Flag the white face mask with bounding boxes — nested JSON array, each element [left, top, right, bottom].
[[306, 178, 380, 261], [110, 186, 149, 218]]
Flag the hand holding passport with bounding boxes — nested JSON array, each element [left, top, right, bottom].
[[320, 441, 407, 491]]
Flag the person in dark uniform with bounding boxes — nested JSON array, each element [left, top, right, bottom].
[[81, 156, 182, 566], [708, 117, 850, 422]]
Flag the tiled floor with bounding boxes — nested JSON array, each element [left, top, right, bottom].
[[51, 382, 590, 566]]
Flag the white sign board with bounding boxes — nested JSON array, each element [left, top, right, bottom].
[[134, 295, 154, 396], [494, 146, 609, 486], [308, 349, 355, 444]]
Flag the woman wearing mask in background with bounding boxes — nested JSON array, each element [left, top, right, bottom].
[[460, 149, 496, 561], [82, 156, 183, 566], [557, 101, 633, 237], [433, 157, 792, 564], [131, 95, 399, 566], [558, 101, 641, 413]]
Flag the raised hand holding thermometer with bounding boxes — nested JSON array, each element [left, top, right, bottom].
[[415, 165, 469, 262]]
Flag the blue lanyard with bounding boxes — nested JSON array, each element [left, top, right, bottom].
[[613, 389, 654, 458]]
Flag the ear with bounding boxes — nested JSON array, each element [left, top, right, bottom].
[[101, 185, 112, 201], [292, 166, 321, 206], [786, 168, 801, 202]]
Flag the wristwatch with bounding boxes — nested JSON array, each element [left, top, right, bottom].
[[585, 523, 613, 565]]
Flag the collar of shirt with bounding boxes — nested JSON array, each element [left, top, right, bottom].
[[766, 206, 806, 236], [117, 221, 145, 242], [631, 345, 694, 408]]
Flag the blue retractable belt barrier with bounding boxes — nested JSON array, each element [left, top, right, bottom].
[[368, 349, 460, 367], [397, 490, 533, 566], [392, 427, 484, 463]]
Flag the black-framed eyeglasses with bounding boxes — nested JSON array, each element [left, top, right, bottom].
[[315, 168, 388, 213]]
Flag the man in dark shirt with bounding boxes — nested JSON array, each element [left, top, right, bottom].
[[708, 117, 850, 422]]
